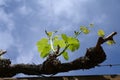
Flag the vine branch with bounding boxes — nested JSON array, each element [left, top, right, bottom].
[[0, 32, 117, 77]]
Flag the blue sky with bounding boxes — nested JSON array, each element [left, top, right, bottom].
[[0, 0, 120, 77]]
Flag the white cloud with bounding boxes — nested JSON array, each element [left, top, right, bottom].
[[0, 1, 15, 49], [0, 9, 15, 31], [18, 5, 32, 15], [92, 14, 107, 24], [0, 0, 6, 6], [16, 51, 34, 63], [15, 46, 44, 64], [34, 0, 87, 33], [0, 31, 14, 49], [53, 0, 73, 16]]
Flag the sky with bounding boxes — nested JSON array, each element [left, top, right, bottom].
[[0, 0, 120, 77]]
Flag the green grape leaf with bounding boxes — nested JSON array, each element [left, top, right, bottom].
[[36, 38, 48, 52], [61, 34, 68, 42], [80, 26, 90, 34], [98, 29, 105, 37], [54, 39, 66, 48], [53, 35, 59, 40], [67, 37, 80, 52], [40, 44, 51, 58], [106, 40, 115, 45], [90, 23, 94, 27], [36, 38, 51, 58], [62, 52, 69, 60]]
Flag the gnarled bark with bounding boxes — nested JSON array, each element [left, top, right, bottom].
[[0, 32, 117, 77]]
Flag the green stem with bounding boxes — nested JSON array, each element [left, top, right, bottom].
[[50, 38, 55, 52], [57, 44, 70, 57], [49, 31, 58, 52]]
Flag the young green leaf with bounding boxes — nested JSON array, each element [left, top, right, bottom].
[[36, 38, 49, 52], [36, 38, 51, 58], [106, 40, 115, 45], [80, 26, 90, 34], [61, 34, 68, 42], [53, 36, 59, 40], [40, 45, 51, 58], [67, 37, 80, 52], [54, 39, 66, 48], [62, 52, 69, 60], [97, 29, 105, 37]]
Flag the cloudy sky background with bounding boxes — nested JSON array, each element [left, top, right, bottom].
[[0, 0, 120, 77]]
